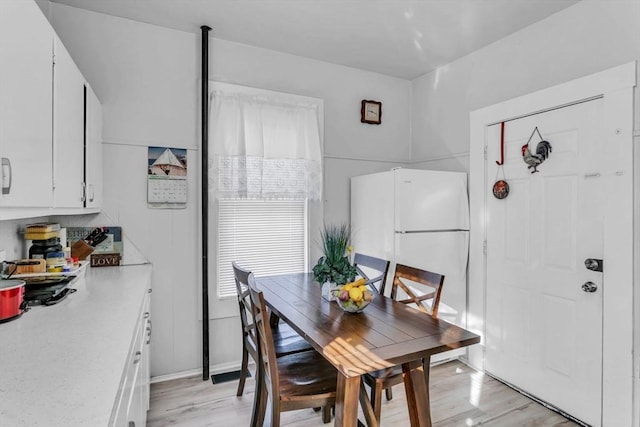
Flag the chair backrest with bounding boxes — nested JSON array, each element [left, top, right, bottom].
[[390, 263, 445, 318], [353, 253, 390, 295], [247, 273, 280, 399], [232, 261, 258, 360]]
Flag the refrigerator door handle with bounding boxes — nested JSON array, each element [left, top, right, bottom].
[[395, 229, 469, 234]]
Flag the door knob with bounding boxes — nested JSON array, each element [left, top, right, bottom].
[[582, 281, 598, 293], [584, 258, 603, 272]]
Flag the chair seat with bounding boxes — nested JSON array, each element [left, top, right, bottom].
[[277, 350, 338, 399], [273, 321, 313, 357], [366, 364, 403, 380]]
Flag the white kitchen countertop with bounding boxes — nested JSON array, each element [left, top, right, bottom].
[[0, 263, 152, 427]]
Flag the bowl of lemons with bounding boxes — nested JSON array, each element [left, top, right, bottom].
[[333, 278, 374, 313]]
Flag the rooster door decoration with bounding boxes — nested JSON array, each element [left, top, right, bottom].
[[521, 126, 552, 173]]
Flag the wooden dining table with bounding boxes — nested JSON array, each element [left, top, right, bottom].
[[255, 273, 481, 427]]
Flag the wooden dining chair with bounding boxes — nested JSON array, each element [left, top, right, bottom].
[[246, 273, 337, 426], [362, 263, 445, 423], [232, 262, 312, 397], [353, 252, 390, 295]]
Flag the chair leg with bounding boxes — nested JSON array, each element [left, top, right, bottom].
[[370, 380, 383, 423], [250, 365, 266, 427], [385, 386, 393, 401], [269, 310, 280, 328], [271, 396, 281, 427], [236, 345, 249, 396], [322, 405, 332, 423]]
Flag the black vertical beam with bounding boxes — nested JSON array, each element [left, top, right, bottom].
[[83, 85, 87, 208], [201, 24, 212, 381]]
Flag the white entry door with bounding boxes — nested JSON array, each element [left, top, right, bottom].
[[485, 98, 605, 426]]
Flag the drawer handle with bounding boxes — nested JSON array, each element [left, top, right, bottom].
[[144, 311, 150, 319], [133, 351, 142, 364]]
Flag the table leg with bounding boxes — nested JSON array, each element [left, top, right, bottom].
[[335, 373, 360, 427], [402, 359, 432, 427], [359, 381, 378, 427]]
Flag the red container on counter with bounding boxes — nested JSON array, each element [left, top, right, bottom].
[[0, 279, 26, 322]]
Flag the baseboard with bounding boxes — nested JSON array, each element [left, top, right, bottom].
[[150, 360, 254, 384], [151, 354, 465, 385]]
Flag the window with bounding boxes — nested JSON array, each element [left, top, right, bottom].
[[216, 198, 307, 299], [207, 82, 323, 318]]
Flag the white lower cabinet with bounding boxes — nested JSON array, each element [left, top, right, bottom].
[[111, 288, 152, 427]]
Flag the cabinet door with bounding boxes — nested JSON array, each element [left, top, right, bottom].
[[85, 85, 103, 208], [142, 292, 152, 412], [53, 35, 85, 208], [113, 319, 143, 427], [0, 0, 53, 207], [111, 289, 151, 427]]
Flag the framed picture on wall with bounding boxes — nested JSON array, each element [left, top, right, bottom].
[[361, 99, 382, 124]]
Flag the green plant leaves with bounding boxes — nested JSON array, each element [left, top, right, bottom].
[[312, 223, 357, 286]]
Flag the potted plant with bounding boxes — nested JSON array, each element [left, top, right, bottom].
[[312, 223, 357, 301]]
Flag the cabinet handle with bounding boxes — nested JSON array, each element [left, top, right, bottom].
[[144, 311, 150, 319], [146, 320, 152, 344], [133, 350, 142, 364], [1, 158, 11, 195], [88, 183, 94, 202], [81, 181, 86, 202]]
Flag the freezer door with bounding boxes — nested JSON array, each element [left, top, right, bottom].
[[394, 169, 469, 232], [394, 231, 468, 328]]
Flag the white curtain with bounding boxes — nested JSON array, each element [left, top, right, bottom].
[[209, 88, 323, 200]]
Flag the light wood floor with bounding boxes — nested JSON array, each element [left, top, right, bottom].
[[147, 360, 578, 426]]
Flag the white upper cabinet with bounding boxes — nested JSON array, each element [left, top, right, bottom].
[[85, 85, 103, 209], [0, 0, 103, 219], [0, 0, 53, 208], [53, 35, 85, 208]]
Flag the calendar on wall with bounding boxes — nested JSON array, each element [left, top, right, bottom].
[[147, 146, 188, 208]]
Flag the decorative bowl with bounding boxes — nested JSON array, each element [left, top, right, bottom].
[[333, 282, 374, 313]]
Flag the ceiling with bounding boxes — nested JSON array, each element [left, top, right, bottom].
[[49, 0, 580, 80]]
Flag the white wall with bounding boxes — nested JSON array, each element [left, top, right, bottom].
[[408, 1, 640, 423], [49, 3, 411, 377], [39, 0, 640, 383], [0, 217, 50, 261], [411, 0, 640, 171]]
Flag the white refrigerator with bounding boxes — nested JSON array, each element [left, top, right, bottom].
[[351, 168, 469, 359]]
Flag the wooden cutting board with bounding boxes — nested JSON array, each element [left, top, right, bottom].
[[6, 259, 46, 275]]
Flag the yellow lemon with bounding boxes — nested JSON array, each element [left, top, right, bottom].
[[354, 277, 366, 287], [348, 287, 364, 302], [345, 277, 366, 288], [358, 285, 368, 292], [343, 283, 354, 291]]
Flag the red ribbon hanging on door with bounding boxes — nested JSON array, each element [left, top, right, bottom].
[[496, 121, 505, 166]]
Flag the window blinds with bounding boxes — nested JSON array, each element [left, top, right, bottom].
[[217, 199, 307, 298]]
